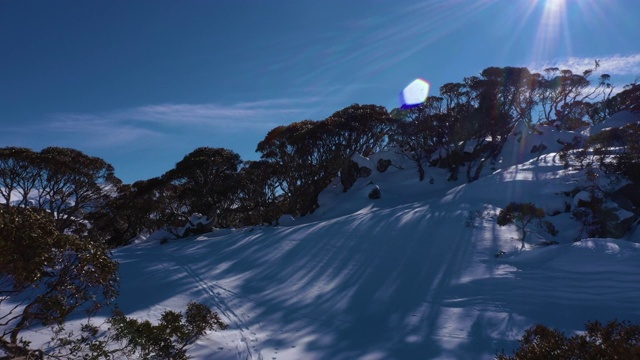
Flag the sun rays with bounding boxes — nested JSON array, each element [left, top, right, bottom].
[[535, 0, 571, 60]]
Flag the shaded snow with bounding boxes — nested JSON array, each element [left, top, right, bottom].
[[8, 112, 640, 359], [110, 144, 640, 359]]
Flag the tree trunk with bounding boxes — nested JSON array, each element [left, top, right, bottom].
[[417, 160, 425, 181]]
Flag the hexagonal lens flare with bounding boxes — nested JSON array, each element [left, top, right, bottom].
[[400, 78, 430, 109]]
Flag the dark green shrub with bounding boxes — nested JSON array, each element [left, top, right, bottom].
[[49, 302, 226, 360], [108, 302, 227, 360], [0, 206, 119, 357]]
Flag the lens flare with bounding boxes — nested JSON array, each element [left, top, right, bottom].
[[400, 78, 430, 108]]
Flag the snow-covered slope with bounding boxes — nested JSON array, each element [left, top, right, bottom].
[[15, 113, 640, 359], [108, 121, 640, 359]]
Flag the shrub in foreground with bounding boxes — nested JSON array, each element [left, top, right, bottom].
[[50, 302, 227, 360]]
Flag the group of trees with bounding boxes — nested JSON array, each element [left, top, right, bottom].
[[0, 204, 225, 358], [1, 64, 639, 357], [0, 65, 638, 246], [390, 66, 634, 182], [0, 148, 233, 356], [0, 147, 120, 235], [497, 320, 640, 359], [116, 66, 637, 234], [1, 66, 639, 247], [257, 104, 395, 215], [88, 103, 398, 245]]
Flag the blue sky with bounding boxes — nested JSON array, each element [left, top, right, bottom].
[[1, 0, 639, 184]]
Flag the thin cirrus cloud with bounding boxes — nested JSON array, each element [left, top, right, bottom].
[[46, 115, 164, 147], [45, 97, 321, 148], [115, 98, 321, 128], [530, 53, 640, 76]]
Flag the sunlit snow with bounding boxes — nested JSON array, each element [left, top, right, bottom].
[[8, 111, 640, 359]]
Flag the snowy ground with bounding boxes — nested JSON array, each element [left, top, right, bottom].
[[114, 129, 640, 358], [10, 112, 640, 359]]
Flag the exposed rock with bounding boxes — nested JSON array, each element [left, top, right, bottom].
[[368, 185, 381, 200], [359, 166, 372, 178], [376, 158, 392, 173], [530, 143, 548, 153]]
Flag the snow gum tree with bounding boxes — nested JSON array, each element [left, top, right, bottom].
[[497, 202, 558, 248], [162, 147, 242, 227], [257, 104, 395, 216], [0, 146, 121, 235], [0, 206, 119, 357], [0, 147, 40, 208]]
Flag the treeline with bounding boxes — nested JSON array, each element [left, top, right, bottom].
[[1, 66, 639, 247], [0, 147, 119, 234]]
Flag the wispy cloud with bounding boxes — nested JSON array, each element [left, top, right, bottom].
[[530, 53, 640, 76], [46, 115, 164, 147], [43, 97, 321, 148], [107, 97, 321, 128]]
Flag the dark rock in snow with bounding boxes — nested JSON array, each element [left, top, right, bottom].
[[530, 143, 547, 154], [341, 160, 361, 192], [359, 166, 372, 178], [612, 183, 640, 210], [376, 159, 392, 173], [368, 185, 381, 199]]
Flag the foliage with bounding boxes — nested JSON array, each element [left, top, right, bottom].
[[497, 202, 558, 248], [598, 81, 640, 117], [92, 146, 244, 242], [108, 302, 227, 360], [47, 302, 226, 360], [163, 147, 242, 227], [536, 67, 606, 128], [257, 104, 395, 216], [572, 191, 621, 239], [565, 124, 640, 238], [391, 98, 453, 181], [86, 183, 152, 247], [0, 147, 39, 208], [1, 63, 633, 235], [0, 146, 121, 234], [0, 207, 224, 358], [496, 320, 640, 360], [588, 123, 640, 184], [0, 206, 119, 357], [234, 160, 283, 225]]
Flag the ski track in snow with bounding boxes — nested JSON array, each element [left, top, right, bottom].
[[161, 245, 263, 360]]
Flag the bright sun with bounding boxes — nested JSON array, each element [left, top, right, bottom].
[[545, 0, 567, 11]]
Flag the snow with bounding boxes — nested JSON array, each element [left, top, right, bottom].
[[6, 113, 640, 359], [110, 147, 640, 358], [583, 110, 640, 136]]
